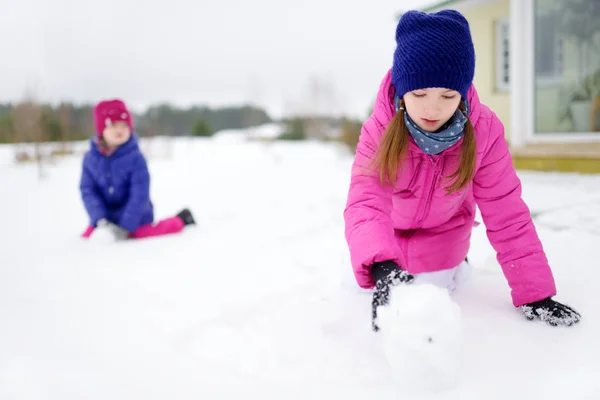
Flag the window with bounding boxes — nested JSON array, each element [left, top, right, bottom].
[[495, 18, 510, 92], [534, 8, 564, 84], [533, 0, 600, 134], [495, 11, 564, 91]]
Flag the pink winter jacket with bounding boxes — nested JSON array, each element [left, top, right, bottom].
[[344, 70, 557, 307]]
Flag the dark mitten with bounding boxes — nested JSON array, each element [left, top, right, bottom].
[[519, 297, 581, 327], [371, 261, 414, 332]]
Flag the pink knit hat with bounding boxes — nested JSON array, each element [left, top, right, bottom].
[[93, 99, 133, 137]]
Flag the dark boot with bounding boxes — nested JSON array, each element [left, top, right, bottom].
[[176, 208, 196, 226]]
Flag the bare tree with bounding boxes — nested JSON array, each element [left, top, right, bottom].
[[12, 93, 47, 179], [244, 73, 265, 128], [58, 103, 73, 155], [303, 74, 339, 140], [141, 106, 160, 160]]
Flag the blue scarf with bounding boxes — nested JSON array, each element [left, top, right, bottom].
[[394, 93, 469, 155]]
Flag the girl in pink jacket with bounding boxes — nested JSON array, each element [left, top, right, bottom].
[[343, 9, 580, 331]]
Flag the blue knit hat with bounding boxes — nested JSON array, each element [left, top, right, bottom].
[[391, 9, 475, 99]]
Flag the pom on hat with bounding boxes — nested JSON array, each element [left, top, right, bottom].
[[93, 99, 133, 137], [391, 9, 476, 99]]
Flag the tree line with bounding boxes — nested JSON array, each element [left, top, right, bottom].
[[0, 102, 272, 144]]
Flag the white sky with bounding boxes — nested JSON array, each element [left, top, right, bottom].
[[0, 0, 438, 119]]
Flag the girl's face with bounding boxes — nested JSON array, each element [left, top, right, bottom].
[[102, 121, 131, 147], [403, 88, 462, 132]]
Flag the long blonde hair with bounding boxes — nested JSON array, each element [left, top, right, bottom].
[[373, 100, 476, 195]]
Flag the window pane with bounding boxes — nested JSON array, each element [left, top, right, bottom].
[[495, 19, 510, 91], [534, 0, 600, 133]]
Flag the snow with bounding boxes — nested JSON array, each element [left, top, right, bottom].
[[1, 135, 599, 399], [377, 283, 463, 392], [212, 122, 285, 142]]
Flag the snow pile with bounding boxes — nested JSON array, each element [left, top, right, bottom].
[[377, 283, 463, 392], [0, 137, 599, 399], [245, 123, 285, 140], [212, 123, 285, 142]]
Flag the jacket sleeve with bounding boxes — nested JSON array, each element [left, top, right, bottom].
[[343, 113, 403, 289], [79, 155, 107, 226], [472, 116, 556, 307], [118, 154, 151, 233]]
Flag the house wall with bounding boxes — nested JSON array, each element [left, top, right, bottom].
[[461, 0, 512, 141], [428, 0, 512, 141]]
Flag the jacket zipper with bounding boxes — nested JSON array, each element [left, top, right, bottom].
[[403, 156, 439, 270], [414, 156, 441, 228], [402, 155, 450, 271], [105, 159, 114, 196]]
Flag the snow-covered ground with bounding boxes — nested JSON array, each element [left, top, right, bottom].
[[213, 122, 285, 141], [1, 133, 599, 399]]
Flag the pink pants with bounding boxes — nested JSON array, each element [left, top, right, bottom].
[[129, 216, 185, 239], [81, 216, 185, 239]]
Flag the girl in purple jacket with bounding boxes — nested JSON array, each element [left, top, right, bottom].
[[343, 10, 580, 330], [80, 99, 196, 241]]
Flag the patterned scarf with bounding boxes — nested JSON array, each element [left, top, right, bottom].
[[394, 93, 469, 155], [94, 137, 118, 156]]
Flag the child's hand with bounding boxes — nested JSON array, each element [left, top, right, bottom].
[[519, 297, 581, 327], [371, 261, 415, 332], [81, 226, 95, 238]]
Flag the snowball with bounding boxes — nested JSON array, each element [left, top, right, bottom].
[[377, 283, 463, 392]]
